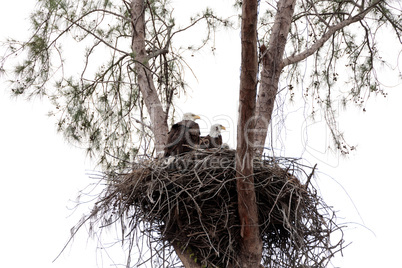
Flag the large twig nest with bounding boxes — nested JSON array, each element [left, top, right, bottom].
[[81, 149, 345, 267]]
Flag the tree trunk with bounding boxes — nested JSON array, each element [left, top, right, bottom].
[[131, 0, 169, 156], [235, 0, 262, 267], [131, 1, 201, 266], [172, 243, 202, 268], [254, 0, 296, 156]]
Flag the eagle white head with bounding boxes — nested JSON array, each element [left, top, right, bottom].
[[182, 113, 201, 121], [209, 124, 226, 138]]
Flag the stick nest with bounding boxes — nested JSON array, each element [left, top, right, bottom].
[[84, 149, 345, 267]]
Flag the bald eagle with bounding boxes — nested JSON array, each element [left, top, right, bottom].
[[200, 124, 226, 149], [164, 113, 201, 157]]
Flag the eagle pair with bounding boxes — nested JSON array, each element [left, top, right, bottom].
[[163, 113, 226, 157]]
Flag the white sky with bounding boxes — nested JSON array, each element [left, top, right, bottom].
[[1, 1, 402, 268]]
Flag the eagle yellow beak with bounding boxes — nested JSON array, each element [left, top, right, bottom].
[[193, 115, 201, 120], [221, 125, 226, 130]]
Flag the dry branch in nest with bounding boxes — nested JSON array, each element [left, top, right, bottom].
[[77, 149, 345, 267]]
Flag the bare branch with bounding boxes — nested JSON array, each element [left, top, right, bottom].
[[282, 0, 383, 68], [375, 2, 402, 42], [63, 16, 130, 56]]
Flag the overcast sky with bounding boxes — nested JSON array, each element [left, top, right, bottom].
[[1, 1, 402, 268]]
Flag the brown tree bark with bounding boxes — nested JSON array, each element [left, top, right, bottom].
[[131, 1, 201, 265], [254, 0, 296, 156], [235, 0, 262, 267], [131, 0, 169, 156], [172, 243, 202, 268]]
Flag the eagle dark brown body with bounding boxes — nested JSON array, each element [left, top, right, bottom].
[[164, 119, 200, 157]]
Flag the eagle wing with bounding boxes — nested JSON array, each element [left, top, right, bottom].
[[210, 135, 223, 148], [164, 120, 200, 156]]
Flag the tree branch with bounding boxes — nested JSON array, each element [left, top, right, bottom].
[[375, 2, 402, 42], [64, 16, 129, 56], [282, 0, 383, 68]]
